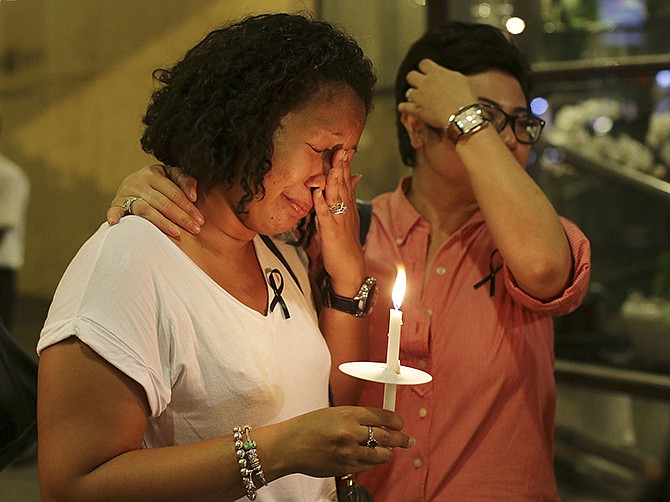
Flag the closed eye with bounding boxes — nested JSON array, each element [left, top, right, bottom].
[[308, 144, 324, 153]]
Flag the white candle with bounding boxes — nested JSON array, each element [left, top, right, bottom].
[[383, 267, 406, 411], [385, 308, 402, 374]]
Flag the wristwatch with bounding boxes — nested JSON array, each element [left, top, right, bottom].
[[321, 275, 378, 317], [445, 103, 489, 144]]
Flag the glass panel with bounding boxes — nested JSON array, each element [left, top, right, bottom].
[[529, 69, 670, 376], [446, 0, 670, 66]]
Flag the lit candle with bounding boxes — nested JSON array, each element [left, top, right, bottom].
[[383, 266, 406, 411]]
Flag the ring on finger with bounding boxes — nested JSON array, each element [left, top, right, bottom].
[[328, 199, 347, 215], [405, 87, 415, 101], [122, 196, 141, 215], [366, 425, 378, 449]]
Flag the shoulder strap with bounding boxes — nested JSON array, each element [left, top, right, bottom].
[[260, 235, 336, 406], [356, 200, 372, 246], [259, 235, 303, 294]]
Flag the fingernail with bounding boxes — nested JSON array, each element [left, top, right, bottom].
[[189, 188, 197, 202], [189, 223, 201, 234], [408, 436, 416, 448], [341, 149, 349, 161], [168, 225, 181, 237], [195, 214, 205, 225]]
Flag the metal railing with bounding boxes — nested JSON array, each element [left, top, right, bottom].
[[555, 359, 670, 402]]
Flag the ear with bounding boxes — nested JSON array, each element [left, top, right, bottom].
[[400, 113, 427, 149]]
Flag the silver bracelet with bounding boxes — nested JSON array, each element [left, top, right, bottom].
[[233, 425, 268, 500]]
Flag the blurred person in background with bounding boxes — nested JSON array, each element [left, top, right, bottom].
[[0, 113, 30, 332]]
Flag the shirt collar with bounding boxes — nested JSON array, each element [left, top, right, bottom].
[[388, 176, 425, 246]]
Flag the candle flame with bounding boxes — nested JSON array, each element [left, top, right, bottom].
[[392, 266, 406, 310]]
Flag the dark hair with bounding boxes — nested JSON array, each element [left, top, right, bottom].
[[141, 12, 376, 213], [396, 21, 533, 167]]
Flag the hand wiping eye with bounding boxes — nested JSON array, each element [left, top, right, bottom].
[[321, 144, 343, 175], [322, 148, 335, 175]]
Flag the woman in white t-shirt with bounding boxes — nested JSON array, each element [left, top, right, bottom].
[[37, 13, 414, 502]]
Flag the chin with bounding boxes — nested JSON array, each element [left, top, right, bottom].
[[252, 218, 297, 237]]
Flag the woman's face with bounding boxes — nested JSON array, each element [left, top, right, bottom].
[[243, 85, 367, 235], [468, 69, 532, 166], [421, 69, 532, 188]]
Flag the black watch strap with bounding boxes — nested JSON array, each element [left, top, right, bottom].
[[321, 275, 377, 317]]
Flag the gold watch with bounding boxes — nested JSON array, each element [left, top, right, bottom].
[[445, 104, 489, 144]]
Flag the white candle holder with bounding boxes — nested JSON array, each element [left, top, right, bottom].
[[345, 266, 432, 410], [339, 361, 432, 411]]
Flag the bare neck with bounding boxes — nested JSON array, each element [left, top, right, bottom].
[[406, 162, 478, 288], [189, 189, 256, 256], [170, 192, 268, 315], [407, 166, 478, 239]]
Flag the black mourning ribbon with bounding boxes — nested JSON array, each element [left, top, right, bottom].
[[268, 268, 291, 319], [473, 249, 503, 297]]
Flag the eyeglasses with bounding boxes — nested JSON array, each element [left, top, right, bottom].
[[478, 100, 545, 145]]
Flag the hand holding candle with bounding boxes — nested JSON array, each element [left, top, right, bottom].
[[339, 264, 431, 413]]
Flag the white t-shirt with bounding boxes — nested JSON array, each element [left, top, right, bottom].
[[38, 217, 337, 502], [0, 152, 29, 269]]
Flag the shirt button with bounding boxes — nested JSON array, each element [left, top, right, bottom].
[[395, 238, 403, 245], [427, 309, 432, 316], [435, 266, 446, 275], [417, 360, 426, 368], [413, 458, 422, 469], [419, 408, 428, 418]]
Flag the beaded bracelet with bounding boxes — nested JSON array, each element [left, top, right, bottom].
[[233, 425, 268, 500]]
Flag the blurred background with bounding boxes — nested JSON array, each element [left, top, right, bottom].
[[1, 0, 670, 500]]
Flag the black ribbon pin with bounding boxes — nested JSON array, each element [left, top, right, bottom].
[[473, 249, 503, 297], [268, 268, 291, 319]]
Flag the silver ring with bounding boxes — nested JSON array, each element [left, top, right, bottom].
[[328, 200, 347, 215], [366, 426, 378, 449], [122, 196, 140, 215], [405, 87, 415, 101]]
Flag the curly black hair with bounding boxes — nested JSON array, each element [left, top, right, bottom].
[[141, 12, 376, 216], [395, 21, 533, 167]]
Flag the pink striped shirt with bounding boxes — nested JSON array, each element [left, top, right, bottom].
[[355, 177, 591, 501]]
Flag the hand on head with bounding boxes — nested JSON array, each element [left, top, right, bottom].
[[398, 58, 478, 131]]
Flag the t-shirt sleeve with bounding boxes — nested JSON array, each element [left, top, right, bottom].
[[38, 220, 173, 417], [503, 217, 591, 315]]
